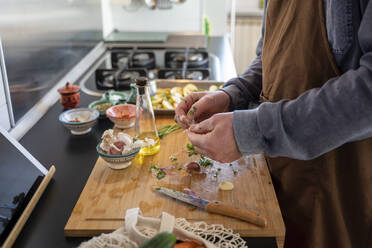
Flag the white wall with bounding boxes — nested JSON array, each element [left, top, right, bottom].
[[226, 0, 263, 16], [203, 0, 227, 36], [104, 0, 229, 36], [110, 0, 203, 33]]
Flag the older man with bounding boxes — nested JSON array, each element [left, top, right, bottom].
[[175, 0, 372, 247]]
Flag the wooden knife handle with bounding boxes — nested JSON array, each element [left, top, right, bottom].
[[205, 201, 267, 227]]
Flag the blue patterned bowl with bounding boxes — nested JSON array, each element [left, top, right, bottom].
[[96, 143, 140, 170], [59, 108, 99, 135]]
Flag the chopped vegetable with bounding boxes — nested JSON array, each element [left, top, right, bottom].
[[157, 170, 166, 180], [149, 164, 159, 172], [149, 165, 167, 180], [151, 84, 219, 111], [199, 156, 213, 167], [185, 162, 201, 174], [219, 181, 234, 191], [139, 232, 176, 248], [174, 240, 204, 248], [186, 143, 198, 157], [183, 84, 199, 96]]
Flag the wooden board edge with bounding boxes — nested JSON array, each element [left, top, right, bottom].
[[2, 165, 56, 248], [64, 159, 102, 235], [276, 236, 285, 248], [254, 155, 286, 236], [64, 228, 116, 238]]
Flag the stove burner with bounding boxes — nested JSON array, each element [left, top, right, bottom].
[[93, 48, 213, 92], [111, 50, 156, 70], [158, 69, 210, 80], [96, 69, 147, 90], [111, 51, 131, 69], [165, 50, 209, 69], [132, 52, 155, 69]]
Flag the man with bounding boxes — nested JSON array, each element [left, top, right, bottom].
[[175, 0, 372, 247]]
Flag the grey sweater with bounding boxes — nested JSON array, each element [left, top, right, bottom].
[[222, 0, 372, 160]]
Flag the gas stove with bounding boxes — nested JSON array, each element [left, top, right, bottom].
[[94, 47, 213, 91]]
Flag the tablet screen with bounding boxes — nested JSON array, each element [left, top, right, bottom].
[[0, 128, 46, 245]]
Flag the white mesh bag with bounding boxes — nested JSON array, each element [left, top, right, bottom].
[[79, 208, 248, 248]]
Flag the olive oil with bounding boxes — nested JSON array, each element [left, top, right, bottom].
[[137, 132, 160, 156], [135, 77, 160, 156]]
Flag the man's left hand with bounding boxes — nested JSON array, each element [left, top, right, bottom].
[[186, 112, 242, 163]]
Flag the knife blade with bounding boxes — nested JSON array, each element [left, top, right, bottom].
[[152, 186, 267, 227]]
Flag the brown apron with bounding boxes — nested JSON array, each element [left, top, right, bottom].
[[261, 0, 372, 247]]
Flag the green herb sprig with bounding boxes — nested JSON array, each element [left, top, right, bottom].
[[149, 165, 166, 180], [186, 143, 198, 157], [157, 123, 181, 139], [199, 155, 213, 167]]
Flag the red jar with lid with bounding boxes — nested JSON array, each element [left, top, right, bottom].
[[58, 82, 80, 109]]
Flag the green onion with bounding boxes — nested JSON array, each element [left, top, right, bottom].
[[157, 123, 181, 139]]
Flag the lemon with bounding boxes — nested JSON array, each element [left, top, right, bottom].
[[171, 95, 183, 105], [170, 87, 183, 98], [162, 100, 174, 110], [151, 95, 163, 105], [209, 85, 219, 92], [183, 84, 198, 96]]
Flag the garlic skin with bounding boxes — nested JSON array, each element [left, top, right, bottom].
[[100, 129, 152, 155], [117, 132, 133, 146], [100, 129, 115, 153]]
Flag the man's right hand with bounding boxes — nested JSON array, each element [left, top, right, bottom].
[[174, 90, 231, 129]]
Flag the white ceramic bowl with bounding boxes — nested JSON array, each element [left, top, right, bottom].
[[96, 143, 140, 170], [59, 108, 99, 135], [106, 104, 137, 129]]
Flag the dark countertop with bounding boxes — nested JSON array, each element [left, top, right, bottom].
[[12, 37, 278, 248]]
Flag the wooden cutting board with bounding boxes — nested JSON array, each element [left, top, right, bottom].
[[64, 116, 285, 248]]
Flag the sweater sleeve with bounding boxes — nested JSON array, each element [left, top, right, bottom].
[[232, 1, 372, 160]]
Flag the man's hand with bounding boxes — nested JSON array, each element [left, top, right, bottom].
[[186, 112, 242, 163], [175, 91, 230, 129]]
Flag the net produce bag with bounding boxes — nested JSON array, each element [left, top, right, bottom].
[[79, 208, 247, 248]]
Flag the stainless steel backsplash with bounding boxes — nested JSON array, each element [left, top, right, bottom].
[[0, 0, 102, 122]]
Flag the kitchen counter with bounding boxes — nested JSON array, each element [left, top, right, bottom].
[[11, 37, 278, 248]]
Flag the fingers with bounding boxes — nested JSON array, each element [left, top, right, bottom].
[[175, 92, 207, 129], [193, 145, 214, 159], [185, 129, 211, 153], [189, 118, 214, 134], [175, 99, 190, 129], [186, 95, 212, 123]]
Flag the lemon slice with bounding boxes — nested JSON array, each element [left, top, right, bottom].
[[162, 100, 174, 110], [183, 84, 198, 96], [170, 87, 183, 98], [171, 95, 183, 105], [151, 95, 163, 105], [219, 181, 234, 191], [209, 85, 219, 92]]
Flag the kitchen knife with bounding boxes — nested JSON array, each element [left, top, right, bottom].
[[152, 186, 267, 227]]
